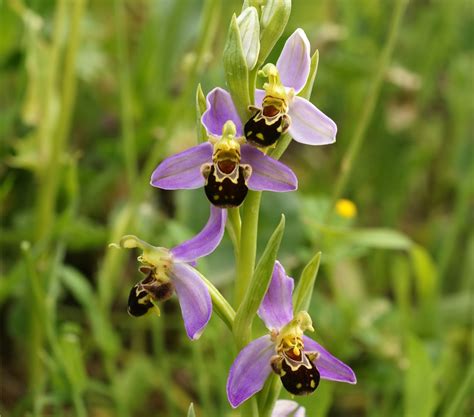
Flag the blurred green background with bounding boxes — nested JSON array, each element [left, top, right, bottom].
[[1, 0, 472, 416]]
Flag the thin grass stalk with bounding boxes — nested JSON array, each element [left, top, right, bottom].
[[115, 0, 138, 189], [22, 242, 46, 414], [329, 0, 410, 210], [36, 0, 85, 241]]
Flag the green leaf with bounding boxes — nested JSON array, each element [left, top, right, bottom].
[[58, 322, 87, 393], [223, 14, 251, 121], [196, 83, 207, 143], [60, 265, 119, 357], [187, 403, 196, 417], [345, 228, 413, 250], [293, 252, 321, 313], [410, 244, 437, 302], [234, 215, 285, 348], [404, 335, 436, 417], [410, 244, 439, 333], [442, 363, 474, 417]]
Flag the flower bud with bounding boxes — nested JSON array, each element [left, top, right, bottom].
[[236, 6, 260, 70], [259, 0, 291, 65], [223, 14, 251, 120]]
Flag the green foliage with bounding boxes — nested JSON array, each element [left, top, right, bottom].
[[0, 0, 471, 416]]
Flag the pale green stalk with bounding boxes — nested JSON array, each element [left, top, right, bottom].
[[258, 375, 280, 417], [227, 207, 242, 256], [115, 0, 138, 188], [329, 0, 410, 209], [34, 0, 66, 241], [36, 0, 86, 242], [199, 273, 236, 330], [21, 241, 46, 410]]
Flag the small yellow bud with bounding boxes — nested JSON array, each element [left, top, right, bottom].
[[335, 199, 357, 219]]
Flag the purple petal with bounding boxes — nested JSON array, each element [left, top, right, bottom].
[[254, 89, 265, 107], [172, 263, 212, 340], [241, 145, 297, 192], [171, 206, 227, 263], [276, 28, 310, 93], [288, 96, 337, 145], [258, 261, 294, 331], [272, 400, 306, 417], [227, 335, 274, 408], [303, 336, 357, 384], [150, 142, 212, 190], [201, 87, 243, 136]]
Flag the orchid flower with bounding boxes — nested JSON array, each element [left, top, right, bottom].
[[118, 206, 226, 340], [151, 120, 297, 208], [227, 261, 356, 408], [202, 29, 337, 149], [271, 400, 306, 417]]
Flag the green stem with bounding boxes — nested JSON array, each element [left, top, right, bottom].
[[199, 273, 236, 331], [258, 375, 281, 417], [234, 191, 262, 306], [72, 391, 87, 417], [35, 0, 66, 241], [21, 241, 46, 406], [240, 398, 259, 417], [115, 0, 138, 188], [329, 0, 409, 209], [227, 207, 242, 254]]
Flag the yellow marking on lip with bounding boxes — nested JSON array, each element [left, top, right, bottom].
[[213, 195, 219, 201]]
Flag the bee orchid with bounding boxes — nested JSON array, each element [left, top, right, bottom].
[[151, 120, 297, 207], [202, 29, 337, 149], [226, 261, 356, 408], [118, 206, 226, 340]]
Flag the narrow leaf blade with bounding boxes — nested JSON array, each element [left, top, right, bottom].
[[234, 215, 285, 348], [293, 251, 321, 313]]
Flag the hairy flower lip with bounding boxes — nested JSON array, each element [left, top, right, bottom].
[[226, 261, 356, 408], [150, 137, 298, 195]]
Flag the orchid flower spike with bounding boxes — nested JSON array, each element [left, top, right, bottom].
[[151, 120, 297, 208], [227, 261, 356, 408], [202, 29, 337, 149], [116, 206, 226, 340]]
